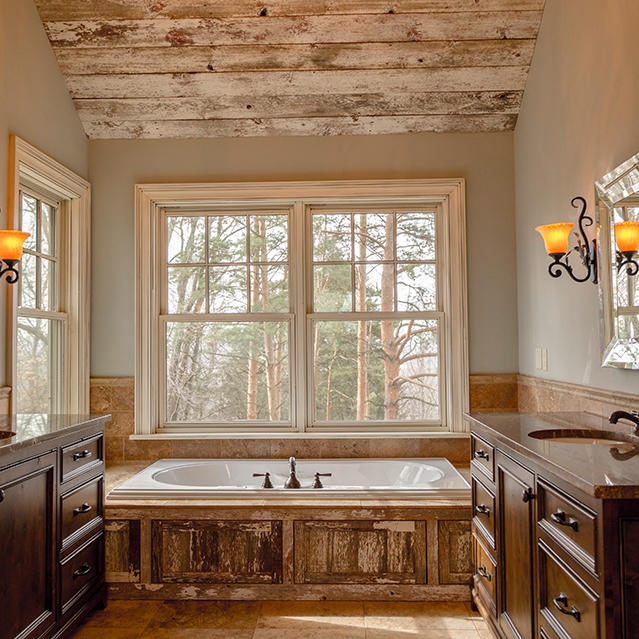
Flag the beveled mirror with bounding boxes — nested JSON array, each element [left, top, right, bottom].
[[595, 153, 639, 368]]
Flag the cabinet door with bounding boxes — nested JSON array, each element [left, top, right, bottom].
[[497, 451, 535, 639], [0, 451, 57, 639]]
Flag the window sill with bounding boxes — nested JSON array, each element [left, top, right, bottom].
[[129, 431, 469, 440]]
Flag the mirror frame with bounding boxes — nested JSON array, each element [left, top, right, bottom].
[[595, 152, 639, 369]]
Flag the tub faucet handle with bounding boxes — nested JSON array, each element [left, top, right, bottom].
[[312, 472, 332, 489], [253, 472, 274, 489]]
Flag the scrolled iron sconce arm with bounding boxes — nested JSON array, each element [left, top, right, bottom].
[[544, 197, 598, 284], [0, 260, 20, 285], [616, 251, 639, 277]]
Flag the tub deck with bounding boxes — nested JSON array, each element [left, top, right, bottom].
[[105, 463, 473, 602]]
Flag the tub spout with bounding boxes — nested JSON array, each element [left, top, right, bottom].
[[285, 456, 301, 489]]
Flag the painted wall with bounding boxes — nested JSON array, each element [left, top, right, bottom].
[[89, 132, 518, 377], [515, 0, 639, 394], [0, 0, 88, 385]]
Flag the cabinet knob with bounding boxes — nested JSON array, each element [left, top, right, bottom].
[[522, 488, 534, 503]]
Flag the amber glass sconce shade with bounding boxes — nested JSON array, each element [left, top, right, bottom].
[[535, 197, 598, 284], [615, 221, 639, 276], [535, 223, 575, 257], [0, 229, 30, 284]]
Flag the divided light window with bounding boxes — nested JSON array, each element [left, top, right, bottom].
[[16, 187, 64, 413], [161, 205, 442, 431]]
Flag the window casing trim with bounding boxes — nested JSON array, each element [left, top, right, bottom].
[[135, 180, 469, 435], [7, 136, 91, 415]]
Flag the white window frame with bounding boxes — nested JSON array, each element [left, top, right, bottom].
[[7, 136, 91, 415], [135, 179, 469, 437]]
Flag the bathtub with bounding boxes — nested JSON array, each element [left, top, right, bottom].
[[107, 457, 470, 500]]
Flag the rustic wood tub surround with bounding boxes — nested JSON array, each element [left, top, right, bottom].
[[33, 0, 546, 139], [105, 463, 472, 601]]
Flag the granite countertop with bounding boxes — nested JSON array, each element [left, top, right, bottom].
[[0, 414, 111, 457], [466, 411, 639, 499]]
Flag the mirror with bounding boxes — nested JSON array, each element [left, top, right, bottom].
[[595, 153, 639, 368]]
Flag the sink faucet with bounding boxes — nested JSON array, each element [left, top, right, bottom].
[[284, 456, 301, 489], [609, 410, 639, 433]]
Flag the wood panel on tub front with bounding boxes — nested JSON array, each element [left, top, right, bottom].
[[104, 504, 473, 601]]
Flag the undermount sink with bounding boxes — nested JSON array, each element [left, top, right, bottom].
[[528, 428, 639, 446], [0, 431, 15, 439]]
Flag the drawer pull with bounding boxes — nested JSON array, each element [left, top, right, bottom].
[[73, 502, 92, 516], [522, 488, 534, 503], [73, 563, 92, 579], [477, 565, 492, 581], [552, 593, 581, 622], [73, 450, 92, 462], [474, 450, 490, 461], [475, 504, 491, 517], [550, 509, 579, 531]]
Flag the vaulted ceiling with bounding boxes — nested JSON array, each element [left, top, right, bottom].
[[34, 0, 546, 139]]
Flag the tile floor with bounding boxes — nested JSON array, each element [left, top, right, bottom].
[[68, 600, 492, 639]]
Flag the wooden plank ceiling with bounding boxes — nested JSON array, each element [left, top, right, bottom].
[[34, 0, 546, 139]]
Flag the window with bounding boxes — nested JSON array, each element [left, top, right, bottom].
[[136, 180, 468, 435], [8, 137, 91, 415], [16, 188, 64, 413]]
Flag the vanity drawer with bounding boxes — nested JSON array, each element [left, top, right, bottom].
[[61, 434, 103, 483], [473, 533, 497, 616], [472, 476, 496, 549], [538, 479, 597, 573], [61, 477, 102, 546], [538, 540, 598, 639], [471, 434, 494, 482], [60, 532, 103, 614]]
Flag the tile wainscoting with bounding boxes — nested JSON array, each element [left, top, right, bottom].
[[90, 375, 520, 464]]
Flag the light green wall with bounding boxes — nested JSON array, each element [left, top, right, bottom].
[[89, 132, 519, 377], [514, 0, 639, 393], [0, 0, 88, 386]]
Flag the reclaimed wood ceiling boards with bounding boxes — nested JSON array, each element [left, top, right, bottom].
[[34, 0, 546, 139]]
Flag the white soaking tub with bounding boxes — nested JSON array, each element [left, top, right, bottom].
[[107, 457, 470, 500]]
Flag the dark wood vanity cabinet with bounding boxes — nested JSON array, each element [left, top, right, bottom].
[[0, 418, 107, 639], [470, 424, 639, 639]]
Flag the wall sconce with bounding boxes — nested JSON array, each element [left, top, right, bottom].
[[0, 229, 30, 284], [535, 196, 598, 284], [615, 221, 639, 276]]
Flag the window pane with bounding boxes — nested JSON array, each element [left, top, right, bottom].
[[313, 319, 439, 422], [250, 265, 289, 313], [41, 202, 55, 256], [313, 213, 352, 262], [250, 214, 288, 263], [355, 213, 394, 261], [166, 321, 289, 423], [41, 258, 55, 312], [16, 317, 63, 413], [314, 264, 353, 312], [396, 212, 436, 261], [21, 194, 37, 251], [209, 265, 247, 313], [20, 253, 37, 309], [167, 216, 206, 264], [209, 215, 247, 263], [355, 263, 393, 311], [167, 266, 206, 313], [397, 263, 437, 311]]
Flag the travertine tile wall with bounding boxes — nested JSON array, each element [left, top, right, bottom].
[[517, 375, 639, 418], [90, 374, 521, 465]]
